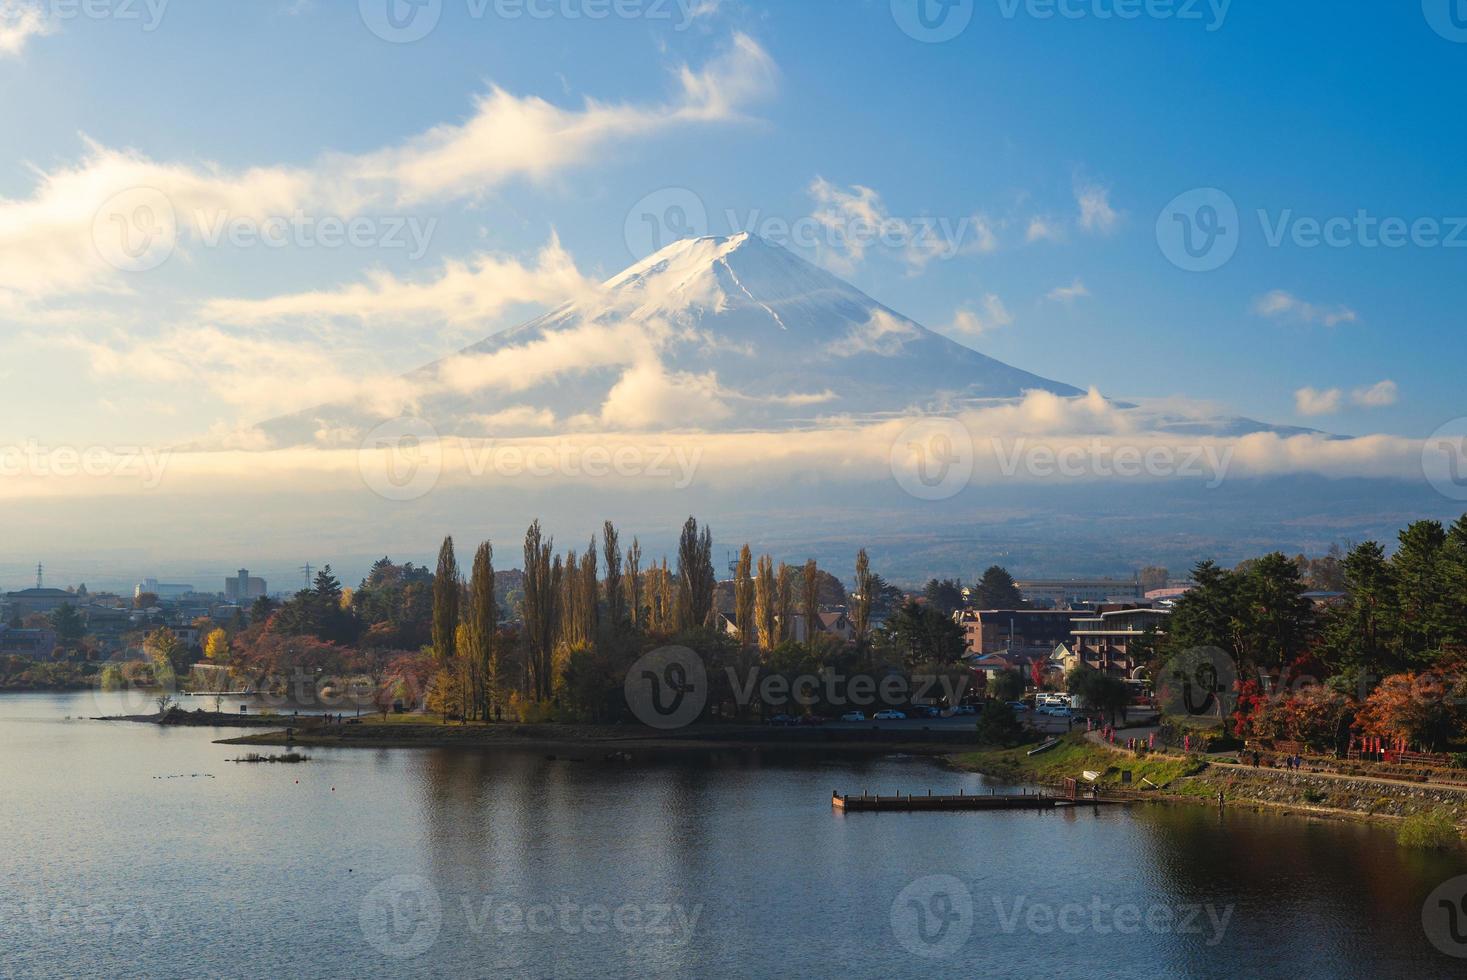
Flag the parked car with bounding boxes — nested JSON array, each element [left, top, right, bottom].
[[766, 714, 797, 726], [911, 706, 941, 719], [1006, 701, 1029, 712], [840, 711, 867, 723], [873, 710, 907, 721], [798, 714, 825, 727], [951, 705, 978, 716]]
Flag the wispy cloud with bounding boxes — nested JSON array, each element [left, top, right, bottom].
[[1295, 386, 1342, 416], [0, 33, 776, 308], [1046, 279, 1089, 304], [1352, 379, 1398, 408], [1075, 177, 1120, 235], [1253, 290, 1358, 327], [806, 178, 994, 275], [0, 0, 54, 56], [200, 233, 599, 328], [1025, 216, 1063, 243], [942, 296, 1013, 339]]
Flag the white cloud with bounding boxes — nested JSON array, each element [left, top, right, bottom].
[[943, 295, 1013, 338], [1295, 386, 1343, 416], [827, 309, 922, 357], [1075, 178, 1119, 235], [1351, 379, 1398, 408], [806, 178, 992, 274], [0, 1, 53, 56], [1025, 216, 1063, 243], [0, 34, 776, 308], [200, 233, 599, 327], [599, 362, 731, 429], [1252, 290, 1358, 327], [1046, 279, 1089, 304]]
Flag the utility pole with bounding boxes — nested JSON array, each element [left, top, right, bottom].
[[300, 563, 314, 591]]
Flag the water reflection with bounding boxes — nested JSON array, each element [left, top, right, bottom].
[[3, 692, 1465, 979]]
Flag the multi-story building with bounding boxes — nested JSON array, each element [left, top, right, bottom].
[[1016, 578, 1141, 609], [1, 588, 78, 620], [955, 609, 1081, 656], [0, 625, 59, 660], [1067, 607, 1169, 676], [225, 570, 268, 602], [134, 579, 196, 601]]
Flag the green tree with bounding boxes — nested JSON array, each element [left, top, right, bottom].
[[976, 700, 1025, 746], [676, 516, 716, 630], [432, 538, 460, 665], [1066, 664, 1130, 724], [466, 540, 498, 721], [974, 566, 1026, 609], [733, 545, 755, 647], [48, 603, 85, 647], [877, 600, 966, 669], [923, 578, 964, 615]]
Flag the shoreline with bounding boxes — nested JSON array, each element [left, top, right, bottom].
[[213, 720, 982, 758], [949, 735, 1467, 833]]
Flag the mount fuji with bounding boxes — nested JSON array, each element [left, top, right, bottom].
[[261, 233, 1301, 444]]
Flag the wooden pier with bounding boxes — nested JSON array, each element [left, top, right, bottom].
[[832, 787, 1132, 812]]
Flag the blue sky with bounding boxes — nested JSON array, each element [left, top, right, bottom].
[[0, 0, 1463, 473]]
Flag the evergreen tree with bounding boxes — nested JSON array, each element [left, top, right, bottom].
[[467, 540, 498, 721], [625, 537, 642, 629], [522, 521, 557, 701], [975, 566, 1025, 609], [432, 539, 460, 665], [1393, 520, 1452, 661], [676, 516, 716, 630]]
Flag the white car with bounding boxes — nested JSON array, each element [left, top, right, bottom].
[[840, 711, 867, 722], [873, 710, 907, 721]]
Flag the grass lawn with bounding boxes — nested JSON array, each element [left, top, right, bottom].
[[952, 735, 1205, 790]]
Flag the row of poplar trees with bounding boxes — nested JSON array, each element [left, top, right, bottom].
[[427, 516, 880, 720]]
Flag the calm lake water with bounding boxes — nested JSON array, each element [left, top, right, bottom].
[[3, 691, 1466, 979]]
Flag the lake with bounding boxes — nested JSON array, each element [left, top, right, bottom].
[[3, 691, 1465, 978]]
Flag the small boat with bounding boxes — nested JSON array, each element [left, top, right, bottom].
[[1027, 738, 1060, 756]]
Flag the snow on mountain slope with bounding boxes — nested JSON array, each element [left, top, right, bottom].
[[260, 234, 1301, 445]]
